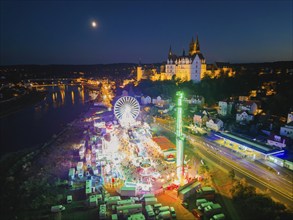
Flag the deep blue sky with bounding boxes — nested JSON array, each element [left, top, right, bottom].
[[0, 1, 292, 65]]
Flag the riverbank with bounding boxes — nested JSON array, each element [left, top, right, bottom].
[[0, 90, 47, 118], [0, 105, 92, 219]]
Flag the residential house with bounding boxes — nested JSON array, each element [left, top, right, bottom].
[[280, 122, 293, 139], [287, 112, 293, 124], [152, 96, 170, 106], [237, 101, 258, 115], [236, 111, 254, 123], [206, 118, 223, 131], [218, 101, 233, 116], [239, 96, 249, 102], [267, 134, 287, 149], [141, 96, 152, 105], [184, 95, 205, 106], [193, 110, 209, 127]]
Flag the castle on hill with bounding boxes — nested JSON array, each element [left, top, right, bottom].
[[137, 35, 235, 82]]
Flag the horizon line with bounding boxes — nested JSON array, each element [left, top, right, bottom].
[[1, 60, 293, 67]]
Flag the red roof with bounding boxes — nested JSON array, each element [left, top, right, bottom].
[[152, 136, 176, 151]]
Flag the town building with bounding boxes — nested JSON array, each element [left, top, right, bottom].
[[141, 96, 152, 105], [237, 101, 258, 115], [137, 66, 159, 81], [218, 101, 233, 116], [236, 111, 254, 123], [267, 134, 287, 149], [193, 110, 209, 127], [203, 62, 235, 79], [140, 96, 170, 106], [206, 118, 223, 131], [287, 112, 293, 124], [239, 96, 249, 102], [279, 113, 293, 139], [280, 122, 293, 139], [184, 95, 205, 106]]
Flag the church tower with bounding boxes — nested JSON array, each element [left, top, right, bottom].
[[189, 37, 196, 56], [137, 60, 143, 81], [168, 45, 173, 59], [195, 35, 200, 53], [189, 35, 200, 56]]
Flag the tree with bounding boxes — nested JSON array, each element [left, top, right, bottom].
[[230, 178, 256, 201], [228, 169, 235, 181]]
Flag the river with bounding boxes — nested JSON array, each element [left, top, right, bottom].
[[0, 85, 93, 156]]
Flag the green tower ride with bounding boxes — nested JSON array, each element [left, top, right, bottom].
[[176, 91, 184, 184]]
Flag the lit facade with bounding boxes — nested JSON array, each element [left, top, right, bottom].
[[136, 35, 236, 82], [163, 36, 206, 82]]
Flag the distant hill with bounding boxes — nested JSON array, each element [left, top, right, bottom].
[[0, 63, 138, 80], [0, 61, 292, 81], [230, 61, 293, 70]]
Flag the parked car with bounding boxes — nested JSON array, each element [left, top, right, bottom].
[[51, 205, 65, 213]]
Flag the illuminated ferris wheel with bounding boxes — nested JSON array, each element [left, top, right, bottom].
[[114, 96, 140, 123]]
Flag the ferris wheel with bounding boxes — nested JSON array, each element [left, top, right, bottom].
[[114, 96, 140, 122]]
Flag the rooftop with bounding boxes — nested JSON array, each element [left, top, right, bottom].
[[214, 132, 284, 155], [152, 136, 176, 151]]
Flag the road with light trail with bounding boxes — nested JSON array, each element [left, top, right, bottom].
[[153, 117, 293, 210]]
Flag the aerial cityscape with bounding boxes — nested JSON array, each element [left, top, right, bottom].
[[0, 1, 292, 220]]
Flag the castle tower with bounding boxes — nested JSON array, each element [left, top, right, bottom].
[[137, 60, 143, 81], [168, 45, 172, 59], [189, 35, 200, 56], [195, 35, 200, 53], [189, 37, 195, 56]]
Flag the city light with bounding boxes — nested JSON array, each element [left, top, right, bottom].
[[1, 2, 292, 219]]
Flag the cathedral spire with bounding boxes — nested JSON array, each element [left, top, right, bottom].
[[195, 35, 200, 52], [138, 58, 142, 67], [168, 45, 172, 58], [182, 49, 186, 57], [189, 36, 195, 56]]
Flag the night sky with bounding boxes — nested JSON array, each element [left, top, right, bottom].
[[0, 1, 292, 65]]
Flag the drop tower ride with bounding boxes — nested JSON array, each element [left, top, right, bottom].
[[176, 91, 185, 184]]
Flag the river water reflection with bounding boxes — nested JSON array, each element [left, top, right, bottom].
[[0, 85, 92, 156]]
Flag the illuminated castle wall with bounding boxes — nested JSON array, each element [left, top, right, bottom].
[[137, 36, 206, 82], [136, 35, 235, 82], [163, 36, 206, 82]]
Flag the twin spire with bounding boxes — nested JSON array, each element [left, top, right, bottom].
[[169, 35, 200, 58], [189, 35, 200, 56]]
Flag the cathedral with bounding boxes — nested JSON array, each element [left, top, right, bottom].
[[137, 36, 207, 82], [163, 35, 206, 82]]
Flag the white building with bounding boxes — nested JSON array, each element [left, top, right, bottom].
[[267, 134, 287, 149], [287, 112, 293, 124], [218, 101, 233, 116], [236, 111, 254, 123], [206, 118, 223, 131], [193, 110, 209, 127], [141, 96, 170, 106], [280, 123, 293, 139], [141, 96, 152, 105], [237, 101, 258, 115], [184, 95, 204, 106], [163, 36, 206, 82]]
